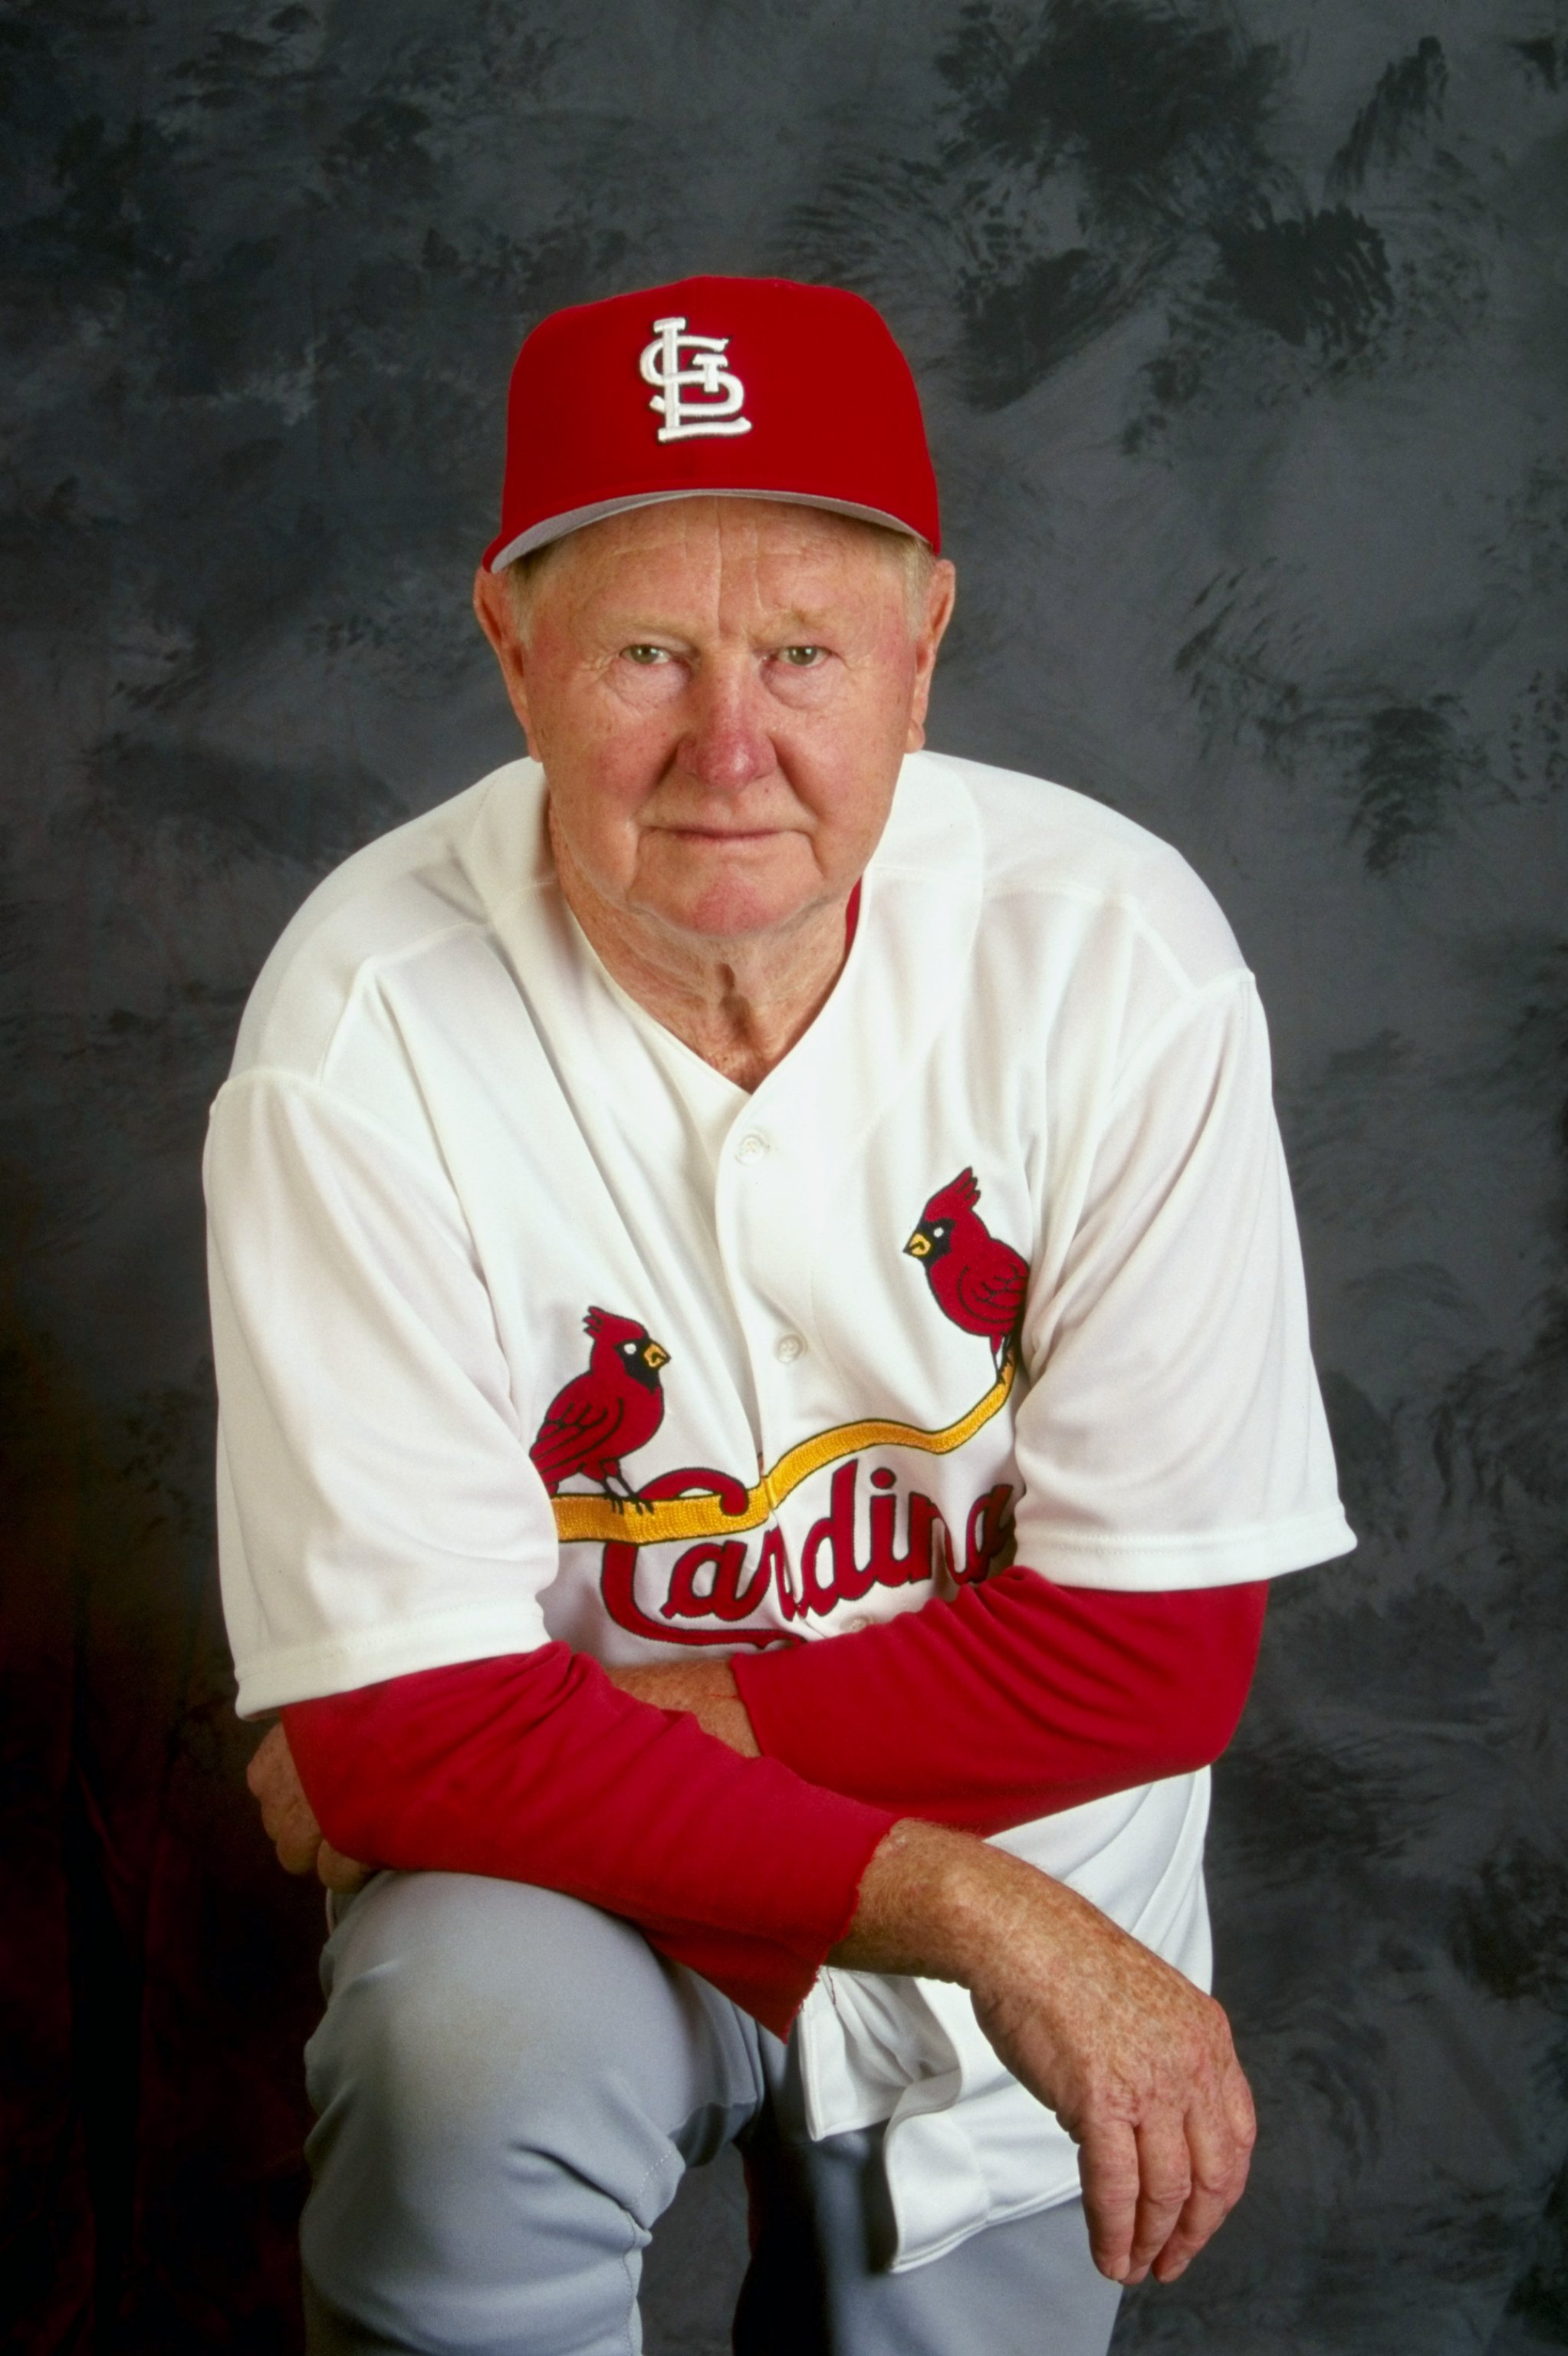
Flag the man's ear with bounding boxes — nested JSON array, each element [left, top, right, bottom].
[[472, 562, 534, 744], [906, 558, 956, 753]]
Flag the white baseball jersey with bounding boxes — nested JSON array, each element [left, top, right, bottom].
[[205, 749, 1353, 2267]]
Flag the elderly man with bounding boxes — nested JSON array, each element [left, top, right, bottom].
[[214, 276, 1353, 2356]]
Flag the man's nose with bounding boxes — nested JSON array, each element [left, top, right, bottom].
[[677, 659, 775, 792]]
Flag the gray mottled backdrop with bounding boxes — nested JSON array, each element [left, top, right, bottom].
[[2, 2, 1564, 2350]]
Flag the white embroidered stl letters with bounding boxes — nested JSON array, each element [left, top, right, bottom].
[[639, 316, 752, 443]]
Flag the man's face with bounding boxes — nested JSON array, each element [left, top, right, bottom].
[[474, 498, 954, 947]]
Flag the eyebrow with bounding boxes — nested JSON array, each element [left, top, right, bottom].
[[594, 604, 843, 639]]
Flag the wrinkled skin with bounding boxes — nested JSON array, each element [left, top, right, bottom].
[[472, 496, 954, 1087]]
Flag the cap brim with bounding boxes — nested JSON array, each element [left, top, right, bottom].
[[487, 487, 928, 571]]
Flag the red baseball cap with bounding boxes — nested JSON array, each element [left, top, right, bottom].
[[482, 275, 941, 569]]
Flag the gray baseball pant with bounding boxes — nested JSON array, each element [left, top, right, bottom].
[[300, 1870, 1123, 2356]]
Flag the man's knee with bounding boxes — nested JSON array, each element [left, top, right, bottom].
[[301, 1874, 762, 2353], [306, 1871, 760, 2209], [312, 1875, 652, 2164]]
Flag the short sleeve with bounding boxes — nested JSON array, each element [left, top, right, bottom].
[[1014, 973, 1355, 1590], [205, 1071, 560, 1713]]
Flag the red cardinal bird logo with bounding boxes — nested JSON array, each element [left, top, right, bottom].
[[905, 1169, 1028, 1369], [531, 1307, 670, 1500]]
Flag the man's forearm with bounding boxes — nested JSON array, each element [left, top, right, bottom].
[[613, 1573, 1268, 1832], [279, 1645, 896, 2035], [610, 1595, 1262, 2289], [830, 1814, 1256, 2289]]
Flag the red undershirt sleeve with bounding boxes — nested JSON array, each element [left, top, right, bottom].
[[283, 1647, 895, 2037], [731, 1569, 1267, 1833], [283, 1572, 1264, 2034]]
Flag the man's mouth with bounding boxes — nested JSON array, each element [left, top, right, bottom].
[[658, 823, 793, 844]]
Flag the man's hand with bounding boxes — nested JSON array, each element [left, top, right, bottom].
[[606, 1658, 760, 1755], [829, 1820, 1255, 2289], [247, 1723, 373, 1895]]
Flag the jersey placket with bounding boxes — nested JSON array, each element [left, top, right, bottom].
[[710, 1103, 823, 1614]]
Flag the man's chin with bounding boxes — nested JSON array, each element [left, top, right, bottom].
[[633, 842, 833, 943], [636, 875, 837, 947]]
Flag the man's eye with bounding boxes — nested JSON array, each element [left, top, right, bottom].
[[779, 645, 823, 667], [623, 645, 668, 665]]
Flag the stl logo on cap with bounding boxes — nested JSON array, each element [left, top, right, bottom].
[[482, 275, 942, 570], [639, 315, 752, 443]]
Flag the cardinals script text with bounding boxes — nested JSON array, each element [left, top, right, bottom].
[[597, 1457, 1017, 1650]]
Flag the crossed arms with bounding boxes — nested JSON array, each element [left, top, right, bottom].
[[251, 1568, 1264, 2288]]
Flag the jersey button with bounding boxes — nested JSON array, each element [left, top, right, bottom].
[[735, 1131, 769, 1165], [774, 1332, 805, 1364]]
